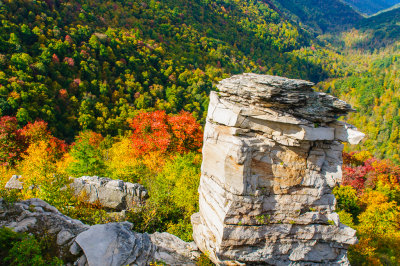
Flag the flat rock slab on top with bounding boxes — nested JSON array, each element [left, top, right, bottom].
[[217, 73, 354, 123]]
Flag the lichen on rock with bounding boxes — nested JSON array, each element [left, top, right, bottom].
[[191, 73, 364, 265]]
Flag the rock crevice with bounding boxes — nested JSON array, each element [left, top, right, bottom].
[[192, 73, 364, 265]]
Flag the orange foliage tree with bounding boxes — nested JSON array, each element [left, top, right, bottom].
[[130, 111, 202, 155]]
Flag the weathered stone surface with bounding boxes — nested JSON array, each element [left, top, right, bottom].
[[5, 175, 23, 189], [330, 121, 366, 145], [216, 73, 354, 123], [150, 232, 201, 265], [192, 73, 363, 265], [70, 176, 148, 210], [75, 226, 200, 266], [0, 198, 199, 266], [0, 198, 88, 262], [75, 222, 155, 266]]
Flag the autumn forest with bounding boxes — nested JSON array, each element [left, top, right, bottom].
[[1, 0, 400, 265]]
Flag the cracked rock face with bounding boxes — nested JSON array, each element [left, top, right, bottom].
[[191, 73, 364, 265]]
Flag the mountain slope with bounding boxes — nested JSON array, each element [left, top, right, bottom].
[[271, 0, 362, 33], [352, 6, 400, 48], [318, 51, 400, 161], [341, 0, 400, 15], [0, 0, 331, 139]]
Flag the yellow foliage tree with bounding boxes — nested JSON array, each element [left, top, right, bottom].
[[19, 141, 57, 198], [106, 136, 141, 182], [106, 136, 168, 183]]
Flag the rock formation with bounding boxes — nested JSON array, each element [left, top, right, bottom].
[[191, 73, 364, 265], [0, 198, 200, 265], [70, 176, 148, 210]]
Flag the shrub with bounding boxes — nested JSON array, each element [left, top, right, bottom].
[[0, 227, 62, 266], [128, 152, 201, 241], [67, 131, 107, 176], [0, 116, 26, 166]]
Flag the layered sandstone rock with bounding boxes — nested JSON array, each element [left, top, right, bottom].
[[191, 73, 364, 265]]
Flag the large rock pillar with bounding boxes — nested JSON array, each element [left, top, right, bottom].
[[192, 73, 363, 265]]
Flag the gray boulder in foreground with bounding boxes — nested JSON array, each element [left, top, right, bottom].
[[151, 232, 201, 265], [0, 198, 200, 266], [76, 223, 200, 266], [75, 222, 155, 266], [70, 176, 148, 211]]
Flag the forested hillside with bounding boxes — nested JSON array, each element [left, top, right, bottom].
[[357, 6, 400, 48], [315, 6, 400, 162], [318, 47, 400, 161], [0, 0, 338, 140], [270, 0, 362, 33]]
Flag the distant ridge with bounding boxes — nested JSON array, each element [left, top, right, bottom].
[[356, 5, 400, 47], [369, 3, 400, 17], [341, 0, 400, 16]]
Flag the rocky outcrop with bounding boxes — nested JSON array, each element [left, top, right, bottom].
[[191, 73, 364, 265], [70, 176, 148, 210], [0, 198, 200, 265], [4, 175, 148, 212], [0, 198, 89, 263]]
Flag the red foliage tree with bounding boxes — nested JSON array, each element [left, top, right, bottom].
[[342, 152, 400, 193], [130, 111, 202, 155], [63, 57, 75, 67], [0, 116, 27, 166], [168, 111, 203, 153], [65, 35, 73, 44], [130, 111, 171, 154], [52, 53, 59, 64]]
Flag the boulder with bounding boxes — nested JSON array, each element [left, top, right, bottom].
[[70, 176, 148, 210], [192, 73, 363, 265], [75, 225, 200, 266], [75, 222, 155, 266]]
